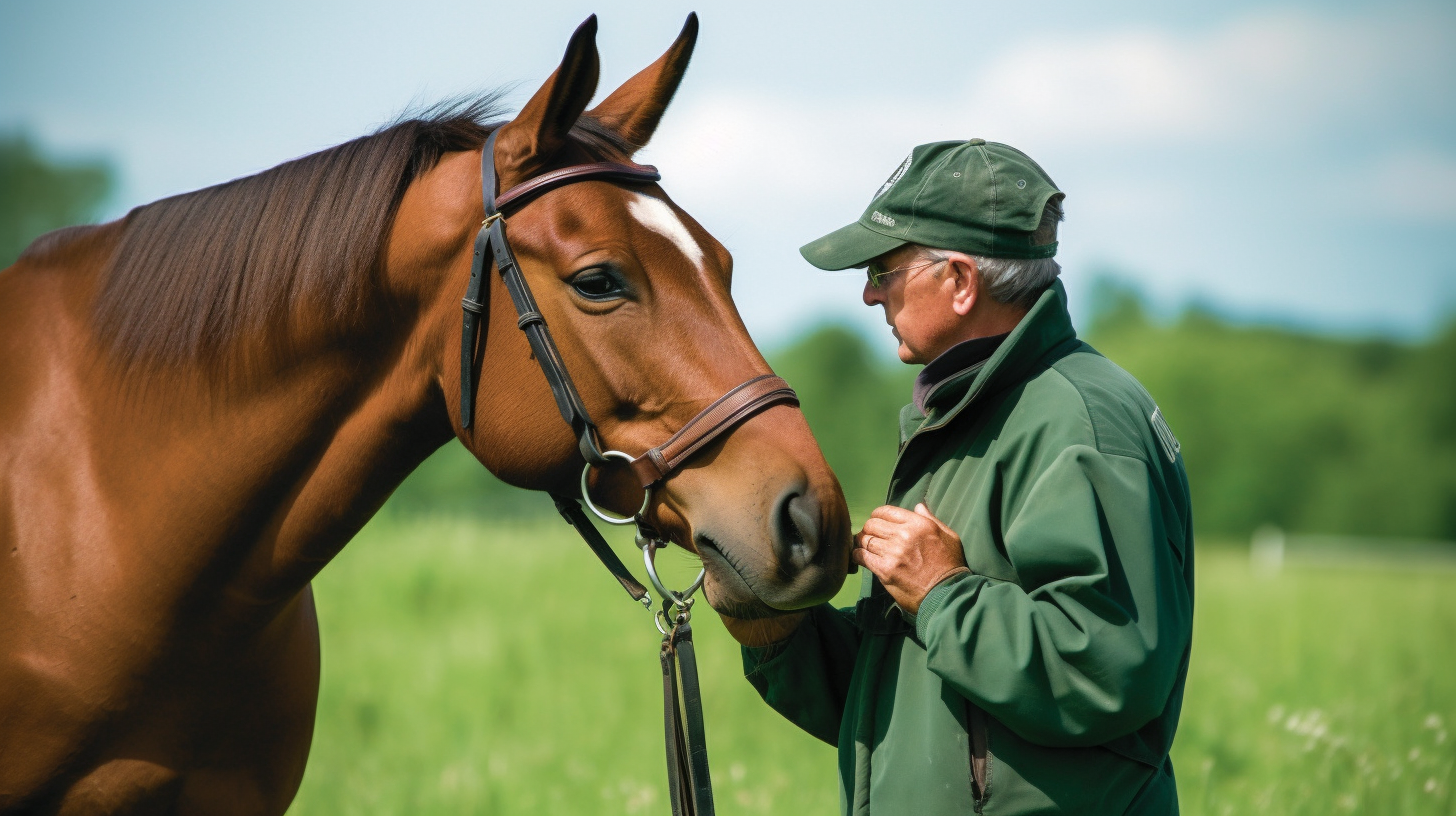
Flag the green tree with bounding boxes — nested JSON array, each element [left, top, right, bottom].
[[1, 132, 114, 268], [1085, 277, 1456, 540]]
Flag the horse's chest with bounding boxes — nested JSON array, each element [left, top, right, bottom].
[[1, 588, 321, 815]]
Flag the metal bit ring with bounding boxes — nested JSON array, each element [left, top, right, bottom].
[[579, 450, 651, 526], [643, 539, 706, 609]]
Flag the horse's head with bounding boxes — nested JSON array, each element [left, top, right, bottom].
[[419, 16, 850, 617]]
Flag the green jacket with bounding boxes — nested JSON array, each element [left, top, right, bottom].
[[745, 282, 1194, 815]]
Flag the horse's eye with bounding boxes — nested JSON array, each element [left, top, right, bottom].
[[570, 269, 626, 301]]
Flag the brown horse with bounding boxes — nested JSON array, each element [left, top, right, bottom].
[[0, 16, 849, 815]]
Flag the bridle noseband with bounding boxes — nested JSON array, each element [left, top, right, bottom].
[[458, 129, 800, 816]]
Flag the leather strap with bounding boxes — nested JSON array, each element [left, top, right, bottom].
[[458, 218, 492, 428], [497, 160, 660, 212], [661, 621, 715, 816], [552, 493, 650, 602], [461, 131, 656, 440], [486, 204, 609, 464], [630, 375, 799, 488], [661, 637, 688, 815]]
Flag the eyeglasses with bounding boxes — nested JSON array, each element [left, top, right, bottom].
[[865, 257, 945, 289]]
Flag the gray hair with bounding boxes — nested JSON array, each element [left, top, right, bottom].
[[921, 194, 1065, 309]]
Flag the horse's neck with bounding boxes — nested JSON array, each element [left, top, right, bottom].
[[148, 353, 448, 605], [20, 243, 453, 617], [189, 348, 453, 602]]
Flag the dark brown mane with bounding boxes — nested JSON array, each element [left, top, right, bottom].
[[93, 93, 632, 370]]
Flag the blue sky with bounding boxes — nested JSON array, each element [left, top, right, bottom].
[[3, 0, 1453, 348]]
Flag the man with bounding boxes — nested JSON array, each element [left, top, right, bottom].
[[720, 139, 1194, 815]]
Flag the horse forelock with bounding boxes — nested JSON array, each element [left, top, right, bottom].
[[90, 92, 634, 381]]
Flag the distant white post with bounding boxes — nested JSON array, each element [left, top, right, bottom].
[[1251, 524, 1286, 577]]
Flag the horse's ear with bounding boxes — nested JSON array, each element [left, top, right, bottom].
[[494, 16, 601, 187], [586, 13, 698, 153]]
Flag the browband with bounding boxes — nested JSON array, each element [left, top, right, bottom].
[[496, 161, 661, 212]]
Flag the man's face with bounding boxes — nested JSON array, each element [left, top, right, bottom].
[[861, 245, 963, 364]]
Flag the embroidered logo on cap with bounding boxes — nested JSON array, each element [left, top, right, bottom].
[[870, 211, 896, 227]]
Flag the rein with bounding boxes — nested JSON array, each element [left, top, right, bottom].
[[460, 129, 798, 816]]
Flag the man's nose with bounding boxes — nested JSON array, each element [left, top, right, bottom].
[[862, 281, 882, 306]]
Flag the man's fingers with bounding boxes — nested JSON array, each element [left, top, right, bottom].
[[860, 517, 900, 542], [851, 546, 889, 577], [869, 504, 918, 524], [855, 527, 879, 552], [857, 532, 885, 555], [915, 502, 957, 535], [864, 513, 931, 540]]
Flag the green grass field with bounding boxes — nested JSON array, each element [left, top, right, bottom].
[[287, 516, 1455, 815]]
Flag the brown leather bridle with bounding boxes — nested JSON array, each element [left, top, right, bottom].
[[459, 129, 796, 816], [461, 129, 797, 501]]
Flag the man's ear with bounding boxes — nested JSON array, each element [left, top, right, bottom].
[[948, 255, 980, 317], [492, 16, 601, 189]]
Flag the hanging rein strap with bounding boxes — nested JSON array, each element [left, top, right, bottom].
[[662, 620, 714, 816], [551, 493, 650, 603]]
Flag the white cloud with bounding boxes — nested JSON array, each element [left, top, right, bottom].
[[644, 91, 923, 213], [958, 9, 1454, 145], [649, 8, 1456, 203]]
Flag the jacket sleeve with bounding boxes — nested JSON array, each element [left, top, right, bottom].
[[742, 603, 862, 745], [914, 444, 1192, 747]]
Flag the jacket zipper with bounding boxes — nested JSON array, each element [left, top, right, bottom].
[[967, 701, 992, 812]]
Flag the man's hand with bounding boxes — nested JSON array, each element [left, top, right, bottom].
[[854, 503, 970, 615]]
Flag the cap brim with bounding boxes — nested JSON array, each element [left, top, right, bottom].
[[799, 221, 907, 271]]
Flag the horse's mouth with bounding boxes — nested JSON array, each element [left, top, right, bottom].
[[693, 537, 782, 620]]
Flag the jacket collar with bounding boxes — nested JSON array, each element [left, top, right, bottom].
[[912, 332, 1009, 413], [904, 280, 1080, 438]]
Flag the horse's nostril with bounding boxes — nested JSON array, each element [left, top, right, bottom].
[[775, 489, 821, 571]]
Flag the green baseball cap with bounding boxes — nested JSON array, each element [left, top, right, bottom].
[[800, 139, 1063, 270]]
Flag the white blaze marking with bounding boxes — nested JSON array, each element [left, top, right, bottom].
[[627, 193, 705, 272]]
